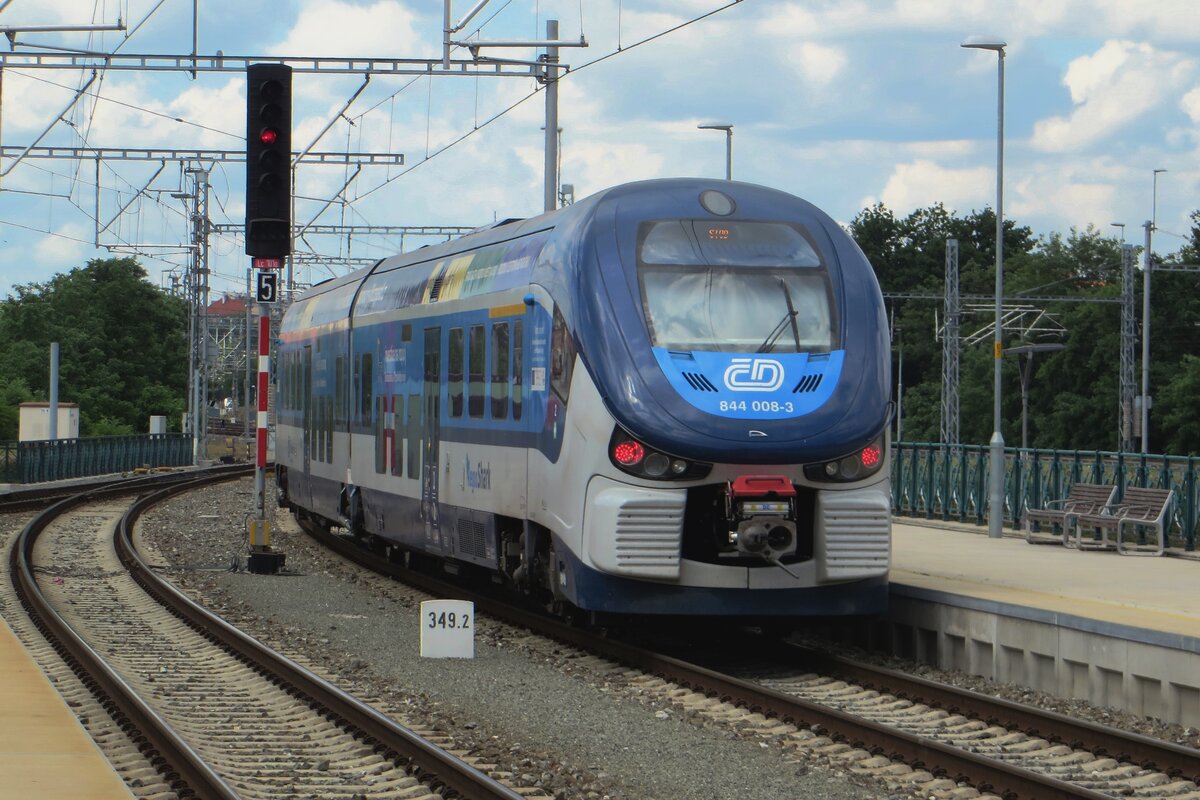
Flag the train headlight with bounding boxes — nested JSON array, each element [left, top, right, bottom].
[[609, 428, 712, 481], [805, 435, 887, 483], [643, 453, 671, 477]]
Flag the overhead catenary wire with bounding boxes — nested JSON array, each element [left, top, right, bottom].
[[3, 1, 744, 287], [352, 0, 743, 203]]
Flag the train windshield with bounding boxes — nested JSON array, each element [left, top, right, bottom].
[[637, 220, 836, 353]]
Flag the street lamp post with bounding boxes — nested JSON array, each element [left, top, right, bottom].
[[1110, 222, 1125, 242], [1141, 168, 1167, 453], [698, 122, 733, 180], [962, 37, 1007, 539]]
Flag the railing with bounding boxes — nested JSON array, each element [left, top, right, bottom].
[[8, 434, 194, 484], [0, 441, 17, 483], [891, 442, 1199, 551]]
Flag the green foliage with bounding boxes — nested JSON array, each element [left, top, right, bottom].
[[0, 258, 188, 437], [87, 416, 138, 436], [1157, 355, 1200, 456], [0, 375, 35, 440], [853, 205, 1200, 456]]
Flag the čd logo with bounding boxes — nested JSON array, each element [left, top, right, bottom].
[[723, 358, 784, 392]]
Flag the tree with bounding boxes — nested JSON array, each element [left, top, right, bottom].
[[1157, 354, 1200, 455], [851, 203, 1037, 444], [0, 375, 34, 440], [0, 258, 188, 436]]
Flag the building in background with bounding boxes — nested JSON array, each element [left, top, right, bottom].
[[19, 402, 80, 441]]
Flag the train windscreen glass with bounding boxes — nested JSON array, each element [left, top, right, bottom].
[[638, 220, 835, 353]]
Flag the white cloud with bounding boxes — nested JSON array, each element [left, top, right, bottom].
[[0, 72, 90, 134], [783, 42, 848, 87], [1183, 86, 1200, 123], [1032, 40, 1197, 152], [876, 159, 993, 214], [270, 1, 430, 58], [82, 76, 246, 149], [563, 139, 668, 196], [33, 223, 91, 270], [759, 1, 1200, 42], [1008, 173, 1116, 231]]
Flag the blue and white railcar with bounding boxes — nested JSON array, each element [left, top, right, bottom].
[[276, 178, 892, 617]]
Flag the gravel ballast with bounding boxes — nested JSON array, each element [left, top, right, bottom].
[[137, 478, 884, 800], [135, 475, 1200, 798]]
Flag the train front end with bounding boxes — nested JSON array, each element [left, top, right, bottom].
[[553, 179, 892, 617]]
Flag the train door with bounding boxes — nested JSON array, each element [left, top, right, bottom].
[[421, 327, 442, 551], [302, 345, 312, 474]]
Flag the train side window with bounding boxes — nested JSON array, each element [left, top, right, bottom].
[[375, 395, 387, 473], [303, 347, 315, 462], [323, 396, 333, 463], [288, 354, 295, 411], [550, 305, 575, 402], [512, 320, 523, 421], [360, 353, 374, 424], [491, 322, 509, 419], [448, 328, 464, 418], [352, 354, 361, 423], [391, 394, 404, 477], [406, 392, 420, 477], [469, 324, 485, 418], [335, 356, 345, 425]]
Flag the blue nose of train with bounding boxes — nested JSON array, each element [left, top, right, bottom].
[[576, 178, 891, 465]]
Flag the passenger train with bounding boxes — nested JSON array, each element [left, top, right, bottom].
[[276, 178, 892, 617]]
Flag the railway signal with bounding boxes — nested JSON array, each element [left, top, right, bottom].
[[245, 64, 290, 574], [245, 63, 292, 258]]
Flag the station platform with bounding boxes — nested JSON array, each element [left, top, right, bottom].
[[0, 617, 133, 799], [877, 518, 1200, 726]]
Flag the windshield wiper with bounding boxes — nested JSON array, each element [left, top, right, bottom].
[[755, 279, 802, 354]]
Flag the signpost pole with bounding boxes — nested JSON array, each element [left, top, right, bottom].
[[247, 258, 284, 573]]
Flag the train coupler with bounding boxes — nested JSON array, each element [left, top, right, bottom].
[[726, 475, 798, 561]]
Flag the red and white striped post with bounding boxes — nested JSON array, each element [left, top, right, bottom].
[[256, 313, 271, 476], [248, 261, 285, 574], [250, 312, 272, 557]]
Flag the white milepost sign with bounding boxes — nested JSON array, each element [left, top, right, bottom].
[[419, 599, 475, 658]]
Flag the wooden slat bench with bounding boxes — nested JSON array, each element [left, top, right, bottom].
[[1023, 483, 1117, 545], [1068, 487, 1175, 556]]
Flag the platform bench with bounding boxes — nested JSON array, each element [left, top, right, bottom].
[[1068, 487, 1174, 556], [1023, 483, 1117, 545]]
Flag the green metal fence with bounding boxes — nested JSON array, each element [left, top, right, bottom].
[[6, 434, 194, 484], [891, 442, 1199, 551], [0, 441, 17, 483]]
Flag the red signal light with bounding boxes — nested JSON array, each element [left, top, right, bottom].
[[613, 440, 645, 466], [861, 445, 881, 468], [259, 127, 279, 145]]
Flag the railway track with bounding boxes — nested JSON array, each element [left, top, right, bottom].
[[7, 472, 531, 800], [297, 515, 1200, 800], [0, 469, 199, 513]]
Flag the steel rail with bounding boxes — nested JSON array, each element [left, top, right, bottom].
[[785, 642, 1200, 784], [299, 517, 1133, 800], [0, 464, 248, 514], [10, 472, 247, 800], [118, 482, 526, 800]]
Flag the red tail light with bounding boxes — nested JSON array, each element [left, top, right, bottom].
[[613, 440, 645, 466], [861, 445, 881, 468]]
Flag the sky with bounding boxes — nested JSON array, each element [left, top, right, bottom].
[[0, 0, 1197, 300]]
